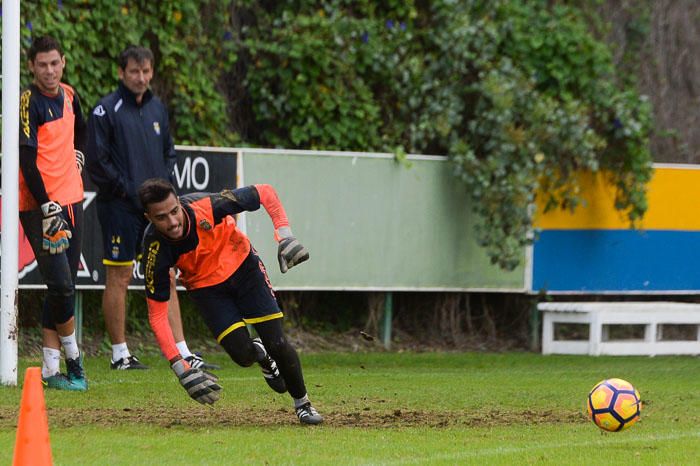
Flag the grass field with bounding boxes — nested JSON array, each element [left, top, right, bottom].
[[0, 351, 698, 465]]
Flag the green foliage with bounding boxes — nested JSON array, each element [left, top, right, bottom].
[[15, 0, 651, 270], [422, 1, 652, 269], [239, 0, 651, 269], [240, 3, 416, 150], [18, 0, 238, 146]]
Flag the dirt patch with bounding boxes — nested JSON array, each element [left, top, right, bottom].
[[0, 406, 585, 429]]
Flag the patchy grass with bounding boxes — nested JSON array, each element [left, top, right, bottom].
[[0, 352, 698, 465]]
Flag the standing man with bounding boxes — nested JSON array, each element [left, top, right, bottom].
[[19, 35, 88, 390], [138, 178, 323, 425], [86, 45, 215, 370]]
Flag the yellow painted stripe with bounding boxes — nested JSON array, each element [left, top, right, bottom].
[[534, 166, 700, 230], [216, 321, 247, 343], [243, 312, 284, 324], [103, 259, 134, 266]]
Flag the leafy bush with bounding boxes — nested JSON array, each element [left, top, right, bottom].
[[19, 0, 237, 145], [239, 0, 651, 269], [16, 0, 651, 270]]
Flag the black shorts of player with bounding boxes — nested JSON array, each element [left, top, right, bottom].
[[188, 249, 282, 343], [96, 197, 147, 266], [19, 201, 83, 329]]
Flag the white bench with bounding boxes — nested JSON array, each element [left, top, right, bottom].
[[538, 302, 700, 356]]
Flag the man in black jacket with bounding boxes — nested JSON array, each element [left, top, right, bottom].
[[86, 45, 215, 371]]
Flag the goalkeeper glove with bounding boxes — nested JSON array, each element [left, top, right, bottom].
[[41, 201, 72, 255], [171, 358, 221, 405], [75, 150, 85, 174], [276, 227, 309, 273]]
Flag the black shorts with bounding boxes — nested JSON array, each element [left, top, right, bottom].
[[188, 249, 282, 342], [96, 198, 147, 265]]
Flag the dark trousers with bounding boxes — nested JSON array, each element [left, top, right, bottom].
[[19, 202, 83, 330]]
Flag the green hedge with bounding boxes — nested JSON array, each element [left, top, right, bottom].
[[20, 0, 237, 145], [16, 0, 651, 270]]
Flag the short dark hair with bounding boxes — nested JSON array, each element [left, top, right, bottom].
[[139, 178, 177, 209], [118, 45, 154, 69], [28, 36, 63, 62]]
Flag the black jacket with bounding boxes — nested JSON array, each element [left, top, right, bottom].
[[86, 81, 176, 209]]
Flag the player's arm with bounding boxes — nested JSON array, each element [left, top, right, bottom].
[[211, 184, 289, 229], [73, 92, 87, 173], [19, 145, 50, 205], [19, 91, 71, 254], [85, 104, 129, 198], [19, 90, 50, 206], [143, 239, 221, 405], [147, 297, 220, 405], [143, 238, 179, 359], [212, 184, 309, 272], [255, 184, 310, 273]]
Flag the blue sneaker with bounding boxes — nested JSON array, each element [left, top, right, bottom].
[[42, 373, 84, 391], [65, 353, 88, 391]]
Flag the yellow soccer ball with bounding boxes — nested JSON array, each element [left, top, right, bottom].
[[586, 378, 642, 432]]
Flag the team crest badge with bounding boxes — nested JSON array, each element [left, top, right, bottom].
[[199, 219, 212, 231], [111, 235, 121, 259], [153, 121, 161, 135]]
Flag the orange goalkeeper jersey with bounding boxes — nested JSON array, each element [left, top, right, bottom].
[[19, 83, 83, 211], [143, 184, 289, 301], [143, 184, 290, 360]]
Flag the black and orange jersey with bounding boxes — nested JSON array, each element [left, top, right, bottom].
[[142, 185, 268, 302], [19, 82, 85, 211], [144, 183, 291, 361]]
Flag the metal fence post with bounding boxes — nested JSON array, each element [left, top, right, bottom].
[[74, 290, 83, 345], [382, 292, 393, 350], [529, 298, 540, 352]]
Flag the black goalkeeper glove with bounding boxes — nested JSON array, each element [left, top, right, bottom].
[[171, 359, 221, 405], [276, 227, 309, 273], [40, 201, 72, 255]]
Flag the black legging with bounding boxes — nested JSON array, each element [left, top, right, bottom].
[[219, 318, 307, 399], [19, 202, 83, 330]]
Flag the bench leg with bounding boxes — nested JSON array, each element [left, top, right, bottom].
[[542, 314, 554, 355], [645, 323, 656, 357], [589, 312, 602, 356]]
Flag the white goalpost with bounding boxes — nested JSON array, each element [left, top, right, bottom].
[[1, 0, 21, 386]]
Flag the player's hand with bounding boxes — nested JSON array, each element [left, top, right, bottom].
[[40, 201, 72, 255], [277, 229, 309, 273], [75, 150, 85, 174], [171, 359, 221, 405]]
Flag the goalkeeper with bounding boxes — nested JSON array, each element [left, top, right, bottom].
[[138, 178, 323, 425], [18, 36, 87, 391]]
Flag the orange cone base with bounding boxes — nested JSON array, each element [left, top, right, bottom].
[[13, 367, 53, 465]]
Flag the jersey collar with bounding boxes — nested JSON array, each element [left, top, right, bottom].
[[117, 81, 153, 107]]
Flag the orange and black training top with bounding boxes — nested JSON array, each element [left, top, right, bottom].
[[142, 184, 289, 361], [19, 82, 85, 211], [142, 184, 289, 302]]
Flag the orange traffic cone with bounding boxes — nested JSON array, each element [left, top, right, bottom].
[[13, 367, 52, 465]]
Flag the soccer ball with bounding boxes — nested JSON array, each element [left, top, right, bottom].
[[586, 378, 642, 432]]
